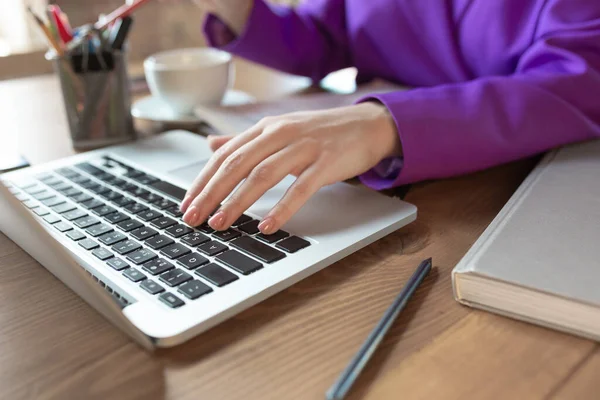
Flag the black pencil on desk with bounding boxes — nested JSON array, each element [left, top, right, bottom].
[[326, 258, 432, 400]]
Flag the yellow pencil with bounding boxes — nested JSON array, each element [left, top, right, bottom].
[[27, 7, 64, 57]]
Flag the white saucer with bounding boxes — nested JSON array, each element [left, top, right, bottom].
[[131, 90, 255, 124]]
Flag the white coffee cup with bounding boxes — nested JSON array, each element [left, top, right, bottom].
[[144, 48, 233, 115]]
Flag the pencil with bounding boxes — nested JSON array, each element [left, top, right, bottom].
[[326, 258, 433, 400], [27, 7, 64, 57]]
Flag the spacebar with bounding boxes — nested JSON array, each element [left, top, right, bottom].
[[150, 181, 187, 201]]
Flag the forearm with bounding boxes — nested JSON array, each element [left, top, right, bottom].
[[203, 0, 351, 81]]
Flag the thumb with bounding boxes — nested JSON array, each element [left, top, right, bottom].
[[207, 134, 234, 151]]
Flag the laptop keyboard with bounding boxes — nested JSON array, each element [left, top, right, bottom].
[[7, 156, 311, 309]]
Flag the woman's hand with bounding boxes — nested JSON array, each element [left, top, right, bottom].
[[180, 102, 402, 235]]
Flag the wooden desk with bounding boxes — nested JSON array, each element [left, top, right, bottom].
[[0, 60, 597, 400]]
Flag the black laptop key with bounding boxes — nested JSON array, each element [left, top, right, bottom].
[[55, 186, 75, 195], [130, 187, 150, 198], [212, 228, 241, 242], [41, 197, 65, 207], [197, 223, 215, 234], [92, 205, 116, 217], [177, 253, 209, 270], [133, 174, 159, 185], [238, 220, 260, 235], [126, 248, 157, 265], [231, 236, 286, 264], [139, 192, 163, 204], [70, 193, 92, 203], [160, 243, 191, 259], [165, 224, 193, 238], [138, 210, 162, 222], [22, 200, 39, 209], [66, 230, 86, 241], [81, 198, 104, 209], [142, 258, 174, 275], [159, 292, 185, 308], [140, 279, 165, 295], [124, 202, 148, 214], [41, 177, 62, 186], [164, 206, 184, 218], [196, 263, 238, 287], [57, 167, 80, 178], [54, 221, 73, 233], [92, 247, 113, 261], [33, 207, 50, 217], [123, 268, 146, 282], [149, 180, 186, 201], [69, 175, 91, 185], [88, 184, 111, 195], [119, 182, 138, 192], [78, 180, 99, 190], [107, 258, 129, 271], [79, 238, 99, 250], [98, 231, 127, 246], [181, 232, 210, 247], [24, 185, 45, 195], [75, 162, 104, 176], [32, 190, 55, 201], [113, 240, 143, 255], [145, 235, 174, 250], [130, 227, 157, 241], [43, 214, 61, 224], [232, 214, 253, 227], [104, 212, 130, 224], [112, 196, 134, 208], [116, 219, 143, 232], [276, 236, 311, 253], [159, 268, 192, 287], [73, 215, 100, 229], [96, 172, 116, 182], [63, 209, 88, 221], [99, 190, 121, 201], [86, 223, 113, 237], [198, 241, 228, 256], [151, 216, 177, 230], [156, 198, 177, 210], [256, 230, 289, 244], [52, 203, 76, 214], [63, 188, 83, 198], [216, 250, 263, 275], [178, 280, 212, 300], [124, 168, 144, 178], [51, 182, 72, 192]]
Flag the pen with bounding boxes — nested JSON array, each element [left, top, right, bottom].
[[326, 258, 433, 400], [48, 5, 74, 44], [109, 17, 134, 50], [27, 7, 64, 57]]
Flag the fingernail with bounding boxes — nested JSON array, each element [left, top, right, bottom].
[[258, 217, 274, 234], [183, 206, 199, 226], [209, 211, 226, 230], [180, 196, 190, 213]]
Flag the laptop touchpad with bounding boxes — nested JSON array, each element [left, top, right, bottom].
[[167, 161, 208, 186]]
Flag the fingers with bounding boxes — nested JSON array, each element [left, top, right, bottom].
[[180, 129, 258, 213], [182, 127, 291, 226], [258, 163, 326, 235], [207, 134, 233, 152], [208, 140, 318, 230]]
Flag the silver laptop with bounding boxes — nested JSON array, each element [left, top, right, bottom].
[[0, 130, 416, 348]]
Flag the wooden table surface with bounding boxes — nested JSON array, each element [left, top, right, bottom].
[[0, 59, 598, 400]]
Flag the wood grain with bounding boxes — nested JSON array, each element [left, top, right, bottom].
[[0, 67, 596, 400]]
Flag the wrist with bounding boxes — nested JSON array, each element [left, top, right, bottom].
[[212, 0, 254, 35], [360, 102, 403, 160]]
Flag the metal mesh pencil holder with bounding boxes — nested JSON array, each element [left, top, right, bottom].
[[47, 49, 135, 150]]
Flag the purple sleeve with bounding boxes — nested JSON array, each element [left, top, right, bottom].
[[358, 0, 600, 188], [203, 0, 351, 82]]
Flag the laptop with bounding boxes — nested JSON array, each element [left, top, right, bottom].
[[0, 130, 416, 348]]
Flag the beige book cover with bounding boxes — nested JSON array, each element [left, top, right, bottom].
[[453, 139, 600, 341]]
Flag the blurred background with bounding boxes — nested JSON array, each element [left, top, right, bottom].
[[0, 0, 297, 80]]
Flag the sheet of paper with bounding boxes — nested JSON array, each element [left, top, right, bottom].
[[194, 79, 405, 135]]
